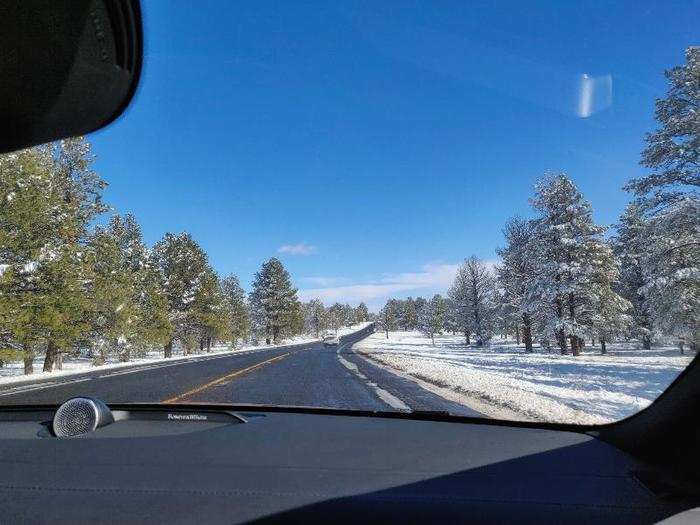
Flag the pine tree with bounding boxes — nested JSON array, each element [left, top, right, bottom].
[[497, 218, 537, 351], [378, 299, 400, 338], [613, 204, 654, 348], [400, 298, 418, 330], [449, 256, 497, 346], [221, 274, 250, 346], [87, 220, 137, 364], [325, 303, 343, 332], [624, 47, 699, 352], [340, 303, 355, 327], [442, 297, 458, 335], [192, 269, 230, 353], [418, 294, 447, 345], [152, 232, 212, 356], [528, 174, 628, 356], [249, 257, 299, 344], [0, 140, 104, 372], [304, 299, 326, 337], [355, 302, 369, 323]]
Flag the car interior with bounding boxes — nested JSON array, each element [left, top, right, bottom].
[[0, 1, 699, 524]]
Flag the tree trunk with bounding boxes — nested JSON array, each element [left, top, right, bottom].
[[431, 333, 435, 346], [206, 336, 211, 352], [591, 337, 595, 346], [600, 337, 607, 355], [43, 340, 58, 372], [557, 329, 567, 354], [679, 341, 684, 355], [642, 335, 652, 350], [199, 338, 205, 353], [515, 325, 521, 345], [55, 352, 63, 370], [23, 344, 34, 375], [569, 335, 580, 357], [385, 329, 389, 339], [164, 339, 173, 358], [522, 314, 533, 353], [464, 331, 471, 345]]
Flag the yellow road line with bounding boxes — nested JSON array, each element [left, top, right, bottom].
[[162, 352, 292, 404]]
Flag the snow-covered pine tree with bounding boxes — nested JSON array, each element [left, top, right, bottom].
[[624, 47, 699, 352], [496, 217, 537, 351], [400, 298, 418, 330], [221, 274, 250, 347], [303, 299, 326, 337], [355, 302, 369, 323], [449, 256, 497, 346], [378, 299, 400, 338], [326, 303, 344, 332], [248, 257, 299, 344], [340, 303, 355, 327], [528, 174, 628, 356], [418, 294, 446, 345], [613, 204, 654, 348], [442, 297, 458, 335]]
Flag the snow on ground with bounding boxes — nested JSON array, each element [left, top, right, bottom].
[[354, 331, 695, 424], [0, 333, 325, 387]]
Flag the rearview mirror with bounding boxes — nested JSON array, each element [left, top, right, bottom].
[[0, 0, 143, 153]]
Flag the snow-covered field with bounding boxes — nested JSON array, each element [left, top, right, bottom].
[[354, 331, 695, 424], [0, 334, 325, 387]]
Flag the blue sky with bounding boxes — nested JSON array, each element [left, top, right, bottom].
[[89, 1, 698, 310]]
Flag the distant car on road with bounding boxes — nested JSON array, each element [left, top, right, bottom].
[[322, 333, 340, 346]]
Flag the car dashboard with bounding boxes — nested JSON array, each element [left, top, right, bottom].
[[0, 404, 694, 524]]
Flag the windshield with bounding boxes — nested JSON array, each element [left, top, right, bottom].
[[0, 1, 697, 425]]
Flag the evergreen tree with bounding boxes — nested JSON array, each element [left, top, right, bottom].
[[400, 298, 418, 330], [496, 218, 537, 351], [326, 303, 344, 331], [418, 294, 447, 345], [378, 299, 400, 338], [0, 140, 103, 372], [340, 303, 355, 327], [528, 174, 628, 356], [192, 268, 230, 353], [355, 302, 369, 323], [221, 274, 250, 346], [442, 297, 458, 335], [624, 47, 699, 352], [613, 204, 654, 348], [249, 257, 299, 344], [449, 256, 497, 346], [304, 299, 326, 337], [152, 232, 212, 356]]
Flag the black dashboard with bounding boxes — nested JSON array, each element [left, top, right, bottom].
[[0, 404, 693, 524]]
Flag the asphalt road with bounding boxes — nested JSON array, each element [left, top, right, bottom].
[[0, 327, 483, 417]]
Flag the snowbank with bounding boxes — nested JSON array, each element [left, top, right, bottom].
[[354, 331, 694, 424]]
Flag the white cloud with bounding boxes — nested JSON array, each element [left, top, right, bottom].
[[299, 262, 465, 310], [277, 243, 317, 256], [303, 276, 351, 287]]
